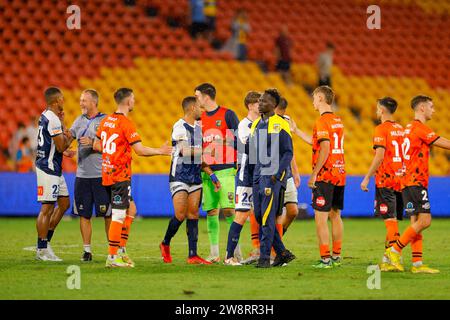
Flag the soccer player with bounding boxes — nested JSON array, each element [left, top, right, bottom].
[[360, 97, 404, 272], [93, 88, 172, 268], [275, 98, 300, 233], [224, 91, 261, 266], [35, 87, 72, 261], [308, 86, 345, 269], [385, 95, 450, 273], [67, 89, 111, 261], [160, 96, 220, 264], [250, 89, 296, 268], [195, 83, 240, 262]]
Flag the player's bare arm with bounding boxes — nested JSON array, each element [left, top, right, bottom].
[[52, 133, 71, 153], [92, 137, 102, 152], [201, 162, 221, 192], [291, 154, 300, 188], [289, 118, 312, 145], [360, 147, 385, 192], [433, 136, 450, 150], [132, 141, 173, 157], [308, 140, 330, 189]]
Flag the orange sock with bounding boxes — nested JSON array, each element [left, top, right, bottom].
[[411, 233, 423, 263], [119, 215, 134, 248], [108, 221, 123, 256], [384, 220, 399, 249], [276, 223, 283, 239], [270, 224, 284, 256], [319, 244, 330, 260], [393, 226, 417, 252], [249, 212, 260, 249], [332, 240, 342, 257]]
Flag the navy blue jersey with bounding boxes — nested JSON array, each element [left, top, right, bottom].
[[249, 114, 293, 188], [280, 115, 293, 179], [35, 109, 64, 176], [236, 117, 253, 187], [169, 119, 202, 185]]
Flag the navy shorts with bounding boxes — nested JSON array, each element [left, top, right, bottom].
[[72, 177, 111, 219]]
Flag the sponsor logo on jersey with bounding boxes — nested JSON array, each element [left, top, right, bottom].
[[316, 196, 326, 207], [380, 203, 388, 214]]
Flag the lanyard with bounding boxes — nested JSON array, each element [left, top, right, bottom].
[[79, 113, 103, 138]]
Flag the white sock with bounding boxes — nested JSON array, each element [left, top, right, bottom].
[[322, 258, 331, 263], [119, 247, 126, 254], [413, 261, 423, 267], [108, 254, 116, 260], [83, 245, 91, 253], [234, 245, 242, 258], [210, 244, 219, 257]]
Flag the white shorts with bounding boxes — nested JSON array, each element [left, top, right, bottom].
[[284, 177, 298, 205], [235, 186, 253, 211], [36, 167, 69, 202], [169, 181, 202, 197]]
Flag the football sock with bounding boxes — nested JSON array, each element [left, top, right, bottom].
[[276, 223, 283, 238], [120, 215, 134, 248], [83, 244, 91, 253], [108, 221, 122, 256], [320, 244, 331, 261], [249, 212, 260, 249], [186, 219, 199, 258], [384, 220, 399, 249], [332, 240, 342, 258], [411, 233, 423, 264], [162, 217, 183, 246], [37, 238, 47, 249], [226, 222, 243, 259], [393, 226, 418, 253], [47, 230, 54, 242], [207, 215, 220, 254]]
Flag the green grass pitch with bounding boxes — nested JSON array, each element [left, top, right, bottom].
[[1, 217, 450, 300]]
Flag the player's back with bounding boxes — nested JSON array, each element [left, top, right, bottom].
[[96, 112, 141, 186], [312, 112, 345, 186], [36, 109, 63, 176], [374, 121, 404, 191], [402, 120, 439, 188]]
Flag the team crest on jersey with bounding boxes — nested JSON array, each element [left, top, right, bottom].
[[216, 120, 222, 127], [265, 188, 271, 196], [273, 123, 281, 133]]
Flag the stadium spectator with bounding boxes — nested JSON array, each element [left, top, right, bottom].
[[230, 9, 251, 61], [204, 0, 217, 43], [25, 116, 39, 152], [275, 25, 293, 85], [189, 0, 208, 39], [317, 42, 335, 87], [15, 137, 34, 173], [8, 122, 27, 163]]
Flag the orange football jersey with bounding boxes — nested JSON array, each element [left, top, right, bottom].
[[312, 112, 346, 186], [402, 120, 439, 188], [373, 121, 405, 191], [96, 112, 141, 186]]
